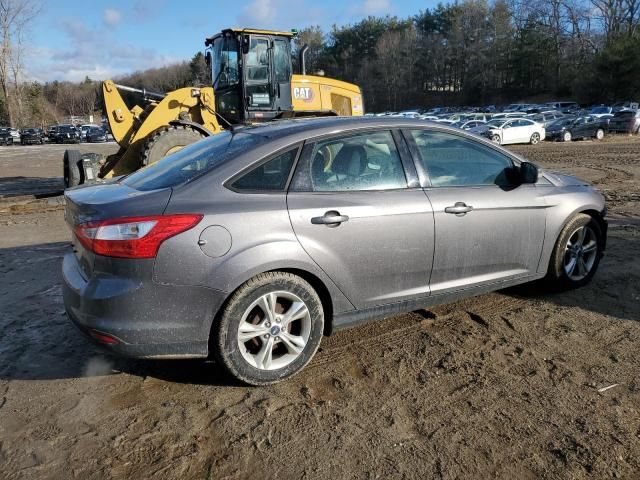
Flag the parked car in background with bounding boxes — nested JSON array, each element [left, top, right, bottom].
[[608, 110, 640, 134], [79, 124, 101, 141], [530, 111, 565, 127], [588, 106, 613, 117], [545, 101, 581, 114], [478, 118, 545, 145], [452, 119, 486, 130], [545, 116, 606, 142], [492, 112, 525, 120], [85, 126, 107, 143], [51, 124, 81, 144], [20, 128, 45, 145], [0, 127, 15, 145], [612, 101, 639, 112], [503, 103, 532, 113], [61, 116, 607, 385]]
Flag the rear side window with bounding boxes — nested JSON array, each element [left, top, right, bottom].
[[408, 130, 514, 187], [230, 148, 297, 192]]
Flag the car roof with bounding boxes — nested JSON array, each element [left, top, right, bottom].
[[234, 116, 474, 142]]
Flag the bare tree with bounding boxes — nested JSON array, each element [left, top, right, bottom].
[[0, 0, 40, 126]]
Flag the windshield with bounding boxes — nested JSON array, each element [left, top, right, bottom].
[[549, 117, 574, 127], [212, 36, 239, 89], [614, 111, 635, 118], [123, 131, 269, 191], [487, 119, 506, 127], [590, 107, 609, 114]]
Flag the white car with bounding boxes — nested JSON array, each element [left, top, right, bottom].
[[487, 118, 545, 145]]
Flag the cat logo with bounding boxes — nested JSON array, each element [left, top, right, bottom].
[[293, 87, 314, 103]]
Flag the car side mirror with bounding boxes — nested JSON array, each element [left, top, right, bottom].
[[520, 162, 538, 184]]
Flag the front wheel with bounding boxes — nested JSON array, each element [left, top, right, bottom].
[[563, 131, 572, 142], [213, 272, 324, 385], [543, 213, 603, 291], [491, 134, 501, 144], [530, 132, 540, 144], [596, 129, 604, 140]]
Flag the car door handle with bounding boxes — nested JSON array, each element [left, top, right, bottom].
[[311, 210, 349, 227], [445, 202, 473, 216]]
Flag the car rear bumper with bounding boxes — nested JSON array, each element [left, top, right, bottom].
[[62, 251, 227, 358]]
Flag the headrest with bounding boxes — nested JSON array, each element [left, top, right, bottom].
[[332, 145, 366, 177]]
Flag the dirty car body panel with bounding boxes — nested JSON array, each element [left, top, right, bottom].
[[62, 117, 607, 358]]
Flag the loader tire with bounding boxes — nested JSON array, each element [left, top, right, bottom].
[[141, 125, 205, 167], [63, 150, 82, 188]]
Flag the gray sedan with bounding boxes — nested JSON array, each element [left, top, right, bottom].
[[62, 117, 607, 385]]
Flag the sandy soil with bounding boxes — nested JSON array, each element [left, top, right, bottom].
[[0, 138, 638, 479]]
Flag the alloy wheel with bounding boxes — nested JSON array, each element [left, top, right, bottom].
[[530, 133, 540, 144], [564, 225, 598, 281], [237, 291, 311, 370]]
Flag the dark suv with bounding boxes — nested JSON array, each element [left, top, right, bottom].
[[51, 124, 81, 144], [0, 127, 14, 145], [20, 128, 45, 145], [608, 110, 640, 134]]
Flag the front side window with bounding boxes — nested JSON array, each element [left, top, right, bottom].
[[408, 130, 515, 187], [212, 36, 239, 89], [231, 148, 297, 191], [305, 130, 407, 192]]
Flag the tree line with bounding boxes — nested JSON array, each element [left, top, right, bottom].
[[294, 0, 640, 111], [1, 0, 640, 127]]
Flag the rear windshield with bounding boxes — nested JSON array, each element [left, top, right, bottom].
[[122, 131, 268, 191]]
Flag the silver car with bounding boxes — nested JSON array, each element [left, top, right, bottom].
[[63, 117, 607, 385]]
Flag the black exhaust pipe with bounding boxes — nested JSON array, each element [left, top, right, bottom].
[[299, 44, 309, 75]]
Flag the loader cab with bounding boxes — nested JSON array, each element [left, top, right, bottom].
[[206, 28, 294, 125]]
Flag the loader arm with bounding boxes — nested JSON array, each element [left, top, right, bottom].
[[102, 80, 143, 148]]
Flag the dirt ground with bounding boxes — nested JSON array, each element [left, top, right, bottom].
[[0, 138, 639, 479]]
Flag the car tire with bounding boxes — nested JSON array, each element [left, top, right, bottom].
[[530, 132, 540, 144], [563, 131, 572, 142], [596, 129, 604, 140], [213, 272, 324, 385], [543, 213, 603, 291], [491, 134, 501, 144], [63, 150, 83, 188]]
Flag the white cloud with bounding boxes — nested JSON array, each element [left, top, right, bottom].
[[237, 0, 326, 30], [103, 8, 122, 27], [352, 0, 391, 16], [25, 17, 180, 82]]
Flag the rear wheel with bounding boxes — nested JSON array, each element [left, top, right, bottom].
[[141, 125, 205, 166], [543, 213, 603, 290], [213, 272, 324, 385], [563, 131, 572, 142], [530, 132, 540, 144]]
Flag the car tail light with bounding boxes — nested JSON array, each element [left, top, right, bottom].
[[75, 214, 203, 259], [88, 329, 120, 345]]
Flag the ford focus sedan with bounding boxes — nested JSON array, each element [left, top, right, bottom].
[[62, 117, 607, 385]]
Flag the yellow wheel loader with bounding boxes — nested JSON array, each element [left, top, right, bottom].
[[64, 28, 364, 187]]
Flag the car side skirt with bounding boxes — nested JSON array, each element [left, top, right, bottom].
[[330, 273, 545, 333]]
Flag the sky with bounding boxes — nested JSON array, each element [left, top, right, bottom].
[[25, 0, 442, 83]]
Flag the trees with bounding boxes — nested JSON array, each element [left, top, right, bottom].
[[0, 0, 40, 126]]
